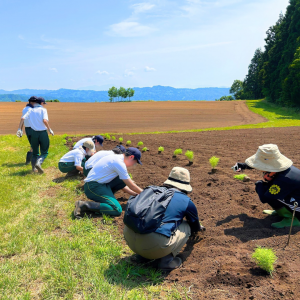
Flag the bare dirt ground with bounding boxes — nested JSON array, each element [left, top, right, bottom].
[[65, 127, 300, 299], [0, 101, 266, 135]]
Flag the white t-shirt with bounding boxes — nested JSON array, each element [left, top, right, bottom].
[[22, 105, 48, 131], [73, 138, 96, 151], [84, 154, 130, 184], [60, 148, 87, 166], [85, 150, 114, 170], [22, 106, 32, 128]]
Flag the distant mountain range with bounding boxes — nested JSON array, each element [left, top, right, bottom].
[[0, 86, 231, 102]]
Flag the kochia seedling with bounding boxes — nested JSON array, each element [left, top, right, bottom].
[[209, 156, 220, 169], [185, 150, 194, 162], [252, 247, 277, 275], [119, 137, 123, 143], [111, 136, 116, 141], [234, 174, 247, 181], [137, 141, 144, 147], [126, 140, 131, 146], [142, 147, 148, 152], [173, 149, 183, 156], [106, 134, 111, 141], [158, 146, 164, 153]]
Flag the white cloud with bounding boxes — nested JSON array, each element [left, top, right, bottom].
[[49, 67, 58, 72], [18, 35, 25, 40], [145, 66, 156, 72], [124, 67, 137, 77], [96, 70, 109, 75], [131, 2, 155, 14], [108, 21, 156, 37]]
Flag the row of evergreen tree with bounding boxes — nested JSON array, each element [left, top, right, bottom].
[[107, 87, 135, 102], [230, 0, 300, 107]]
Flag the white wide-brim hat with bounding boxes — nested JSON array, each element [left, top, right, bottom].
[[164, 167, 193, 193], [245, 144, 293, 172]]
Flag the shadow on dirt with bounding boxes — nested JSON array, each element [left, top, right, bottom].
[[217, 213, 300, 242]]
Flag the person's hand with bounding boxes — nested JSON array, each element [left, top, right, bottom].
[[16, 129, 23, 137], [232, 162, 247, 172], [190, 232, 203, 243], [49, 129, 54, 136]]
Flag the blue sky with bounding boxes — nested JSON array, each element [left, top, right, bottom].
[[0, 0, 290, 90]]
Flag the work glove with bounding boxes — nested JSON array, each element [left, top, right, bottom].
[[16, 129, 23, 137], [232, 162, 250, 172], [49, 129, 54, 136]]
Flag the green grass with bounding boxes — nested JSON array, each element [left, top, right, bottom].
[[252, 247, 277, 275], [0, 135, 184, 299]]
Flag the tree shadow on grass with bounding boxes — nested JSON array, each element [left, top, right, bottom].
[[104, 255, 168, 288], [216, 213, 300, 242]]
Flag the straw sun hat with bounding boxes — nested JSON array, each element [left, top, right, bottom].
[[164, 167, 193, 193], [245, 144, 293, 172]]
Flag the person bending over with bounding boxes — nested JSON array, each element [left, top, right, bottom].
[[59, 140, 95, 177], [123, 167, 205, 271], [233, 144, 300, 228], [83, 145, 126, 176], [73, 135, 104, 153], [74, 147, 143, 218]]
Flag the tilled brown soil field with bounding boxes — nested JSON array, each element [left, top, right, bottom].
[[0, 101, 266, 134], [66, 127, 300, 299]]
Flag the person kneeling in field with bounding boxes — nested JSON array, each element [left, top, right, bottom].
[[74, 147, 143, 219], [59, 140, 95, 177], [83, 145, 126, 176], [233, 144, 300, 228], [73, 135, 104, 152], [123, 167, 205, 271]]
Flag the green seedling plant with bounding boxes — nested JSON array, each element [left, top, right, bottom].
[[137, 141, 143, 147], [158, 146, 164, 153], [106, 134, 111, 141], [252, 247, 277, 275], [119, 137, 123, 144], [68, 138, 72, 142], [73, 142, 76, 146], [173, 148, 183, 157], [142, 147, 148, 152], [185, 150, 194, 165], [234, 174, 247, 181], [111, 136, 116, 141], [126, 140, 131, 146], [209, 156, 220, 169]]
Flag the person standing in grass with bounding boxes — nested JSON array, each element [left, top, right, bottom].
[[18, 97, 54, 174], [73, 135, 104, 152], [59, 140, 95, 177], [123, 167, 205, 271], [234, 144, 300, 228], [16, 96, 38, 164], [74, 147, 143, 219], [83, 145, 126, 176]]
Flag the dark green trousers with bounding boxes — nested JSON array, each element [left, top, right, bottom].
[[84, 177, 126, 216], [25, 127, 32, 146], [83, 166, 91, 177], [58, 162, 76, 173], [31, 130, 49, 159]]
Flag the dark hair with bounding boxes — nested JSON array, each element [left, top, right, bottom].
[[112, 147, 123, 154], [125, 150, 133, 157], [82, 146, 87, 151], [162, 184, 188, 194]]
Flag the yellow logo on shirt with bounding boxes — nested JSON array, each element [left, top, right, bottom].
[[269, 185, 281, 195]]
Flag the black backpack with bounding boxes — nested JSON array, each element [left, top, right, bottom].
[[123, 186, 178, 234]]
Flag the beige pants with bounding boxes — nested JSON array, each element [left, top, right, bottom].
[[123, 221, 191, 259]]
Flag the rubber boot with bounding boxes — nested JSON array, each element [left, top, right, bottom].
[[271, 207, 300, 228], [31, 157, 38, 172], [25, 151, 33, 165], [263, 210, 278, 216], [36, 157, 46, 174], [74, 200, 101, 219], [157, 254, 182, 270]]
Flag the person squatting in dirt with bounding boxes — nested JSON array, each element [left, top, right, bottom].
[[17, 97, 54, 174], [73, 135, 104, 153], [16, 96, 39, 165], [58, 140, 95, 177], [233, 144, 300, 229], [73, 147, 143, 218], [123, 167, 205, 271], [83, 145, 126, 176]]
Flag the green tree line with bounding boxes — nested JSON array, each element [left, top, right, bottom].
[[108, 87, 135, 102], [229, 0, 300, 107]]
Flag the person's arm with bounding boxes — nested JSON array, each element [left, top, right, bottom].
[[185, 199, 203, 233], [76, 166, 83, 172], [43, 119, 54, 135], [122, 186, 138, 196], [123, 178, 143, 194]]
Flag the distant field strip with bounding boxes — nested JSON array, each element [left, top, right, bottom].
[[0, 101, 265, 135]]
